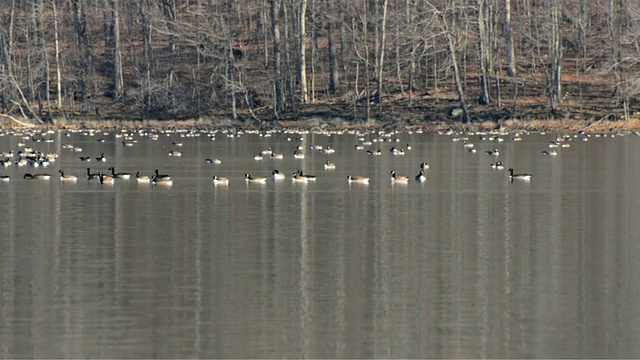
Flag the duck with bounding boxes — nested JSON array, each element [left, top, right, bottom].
[[154, 169, 171, 180], [58, 170, 78, 182], [508, 168, 532, 181], [347, 175, 369, 184], [98, 172, 114, 184], [390, 170, 409, 184], [491, 161, 505, 170], [109, 167, 132, 179], [245, 173, 267, 183], [152, 175, 173, 185], [324, 161, 336, 170], [415, 170, 427, 182], [136, 172, 151, 183], [86, 168, 100, 180], [295, 169, 316, 181], [95, 153, 106, 162], [24, 173, 51, 180], [272, 169, 286, 180], [212, 176, 229, 185]]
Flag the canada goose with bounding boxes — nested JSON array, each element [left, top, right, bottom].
[[415, 170, 427, 182], [261, 147, 273, 155], [485, 149, 499, 156], [293, 150, 305, 159], [420, 162, 430, 170], [151, 175, 173, 185], [272, 169, 286, 180], [347, 175, 369, 183], [86, 168, 99, 180], [59, 170, 78, 182], [270, 152, 284, 159], [205, 158, 222, 164], [254, 153, 264, 160], [109, 167, 131, 179], [172, 142, 183, 147], [324, 161, 336, 170], [23, 173, 51, 180], [98, 172, 114, 184], [508, 168, 532, 181], [295, 169, 316, 181], [0, 151, 14, 158], [366, 150, 382, 156], [245, 173, 267, 183], [96, 153, 106, 162], [168, 150, 182, 157], [291, 172, 310, 183], [0, 175, 9, 182], [354, 144, 365, 150], [136, 172, 151, 183], [79, 156, 91, 161], [542, 150, 557, 156], [212, 176, 229, 185], [390, 170, 409, 184], [154, 169, 171, 180], [491, 161, 505, 170], [323, 146, 336, 154]]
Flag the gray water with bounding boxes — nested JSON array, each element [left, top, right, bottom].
[[1, 128, 639, 358]]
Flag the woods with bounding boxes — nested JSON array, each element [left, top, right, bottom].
[[0, 0, 639, 125]]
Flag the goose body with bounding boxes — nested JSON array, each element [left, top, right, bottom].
[[24, 173, 51, 180], [98, 173, 114, 184], [491, 161, 505, 170], [59, 170, 78, 182], [154, 169, 171, 180], [324, 161, 336, 170], [212, 176, 229, 185], [390, 170, 409, 183], [152, 175, 173, 185], [293, 150, 305, 159], [415, 170, 427, 182], [347, 175, 369, 184], [0, 175, 9, 182], [245, 173, 267, 183], [205, 158, 222, 164], [272, 169, 286, 180], [136, 172, 151, 183], [295, 169, 316, 181], [168, 150, 182, 157], [109, 167, 131, 179], [508, 168, 532, 181]]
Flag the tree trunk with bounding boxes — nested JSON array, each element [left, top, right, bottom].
[[504, 0, 516, 77], [327, 0, 339, 92], [271, 0, 284, 115], [477, 0, 491, 105], [52, 0, 63, 111], [112, 0, 123, 100], [376, 0, 388, 117]]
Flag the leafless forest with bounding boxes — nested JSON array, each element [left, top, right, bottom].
[[1, 0, 639, 125]]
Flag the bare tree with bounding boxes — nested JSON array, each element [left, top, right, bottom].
[[271, 0, 284, 115]]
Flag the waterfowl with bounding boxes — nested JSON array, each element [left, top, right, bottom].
[[324, 161, 336, 170], [59, 170, 78, 182], [98, 172, 114, 184], [491, 161, 505, 170], [154, 169, 171, 180], [291, 172, 310, 183], [151, 175, 173, 185], [354, 144, 365, 150], [366, 149, 382, 156], [96, 153, 106, 162], [293, 150, 305, 159], [86, 168, 99, 180], [295, 169, 316, 181], [508, 168, 532, 181], [205, 158, 222, 164], [420, 162, 430, 170], [390, 170, 409, 184], [485, 149, 499, 156], [23, 173, 51, 180], [172, 142, 183, 147], [79, 156, 91, 161], [0, 175, 9, 182], [245, 173, 267, 183], [270, 152, 284, 159], [136, 172, 151, 183], [212, 176, 229, 185], [542, 150, 557, 156], [254, 153, 264, 160], [347, 175, 369, 183], [415, 170, 427, 182], [272, 169, 286, 180], [168, 150, 182, 157], [261, 147, 273, 155], [109, 167, 132, 179]]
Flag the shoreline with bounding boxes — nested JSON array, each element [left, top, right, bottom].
[[2, 114, 640, 134]]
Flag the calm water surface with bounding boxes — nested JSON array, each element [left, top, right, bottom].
[[1, 129, 639, 358]]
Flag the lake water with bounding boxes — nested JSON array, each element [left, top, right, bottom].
[[0, 128, 639, 358]]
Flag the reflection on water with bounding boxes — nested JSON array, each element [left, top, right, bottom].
[[1, 129, 640, 358]]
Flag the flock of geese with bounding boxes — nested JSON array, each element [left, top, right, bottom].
[[0, 126, 629, 186]]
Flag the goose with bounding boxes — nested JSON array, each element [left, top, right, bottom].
[[542, 150, 557, 156], [96, 153, 106, 162], [79, 156, 91, 162], [98, 172, 114, 184], [109, 167, 132, 179], [86, 168, 99, 180], [508, 168, 532, 181], [291, 172, 310, 183], [323, 146, 336, 154], [254, 153, 264, 161], [136, 172, 151, 183], [270, 152, 284, 159], [415, 170, 427, 182], [205, 158, 222, 164], [295, 169, 316, 181], [324, 161, 336, 170], [293, 150, 305, 159], [245, 173, 267, 183], [212, 176, 229, 185], [347, 175, 369, 184], [272, 169, 286, 180], [485, 149, 499, 156], [0, 175, 9, 182], [154, 169, 171, 180], [261, 147, 273, 155], [354, 144, 365, 150], [58, 170, 78, 182], [172, 142, 183, 147], [151, 175, 173, 185], [168, 150, 182, 157], [366, 150, 382, 156], [491, 161, 505, 170], [24, 173, 51, 180], [390, 170, 409, 184], [420, 162, 430, 170]]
